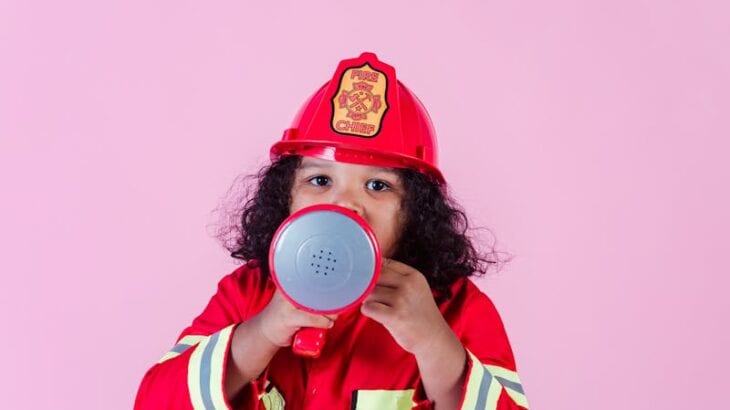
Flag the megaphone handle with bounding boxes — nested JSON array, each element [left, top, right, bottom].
[[293, 327, 327, 358]]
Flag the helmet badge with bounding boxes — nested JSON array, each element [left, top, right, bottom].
[[331, 63, 389, 138]]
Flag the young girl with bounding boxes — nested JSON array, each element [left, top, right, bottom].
[[135, 52, 528, 410]]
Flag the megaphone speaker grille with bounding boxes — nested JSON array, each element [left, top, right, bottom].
[[271, 208, 378, 313]]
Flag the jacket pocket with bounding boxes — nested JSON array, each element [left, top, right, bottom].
[[351, 389, 416, 410]]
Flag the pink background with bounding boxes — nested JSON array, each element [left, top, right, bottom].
[[2, 1, 728, 408]]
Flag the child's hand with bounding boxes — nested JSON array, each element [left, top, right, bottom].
[[254, 290, 336, 347], [360, 258, 453, 356]]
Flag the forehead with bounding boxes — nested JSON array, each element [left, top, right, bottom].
[[298, 156, 400, 177]]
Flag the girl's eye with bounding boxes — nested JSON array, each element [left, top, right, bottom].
[[366, 179, 390, 192], [308, 176, 330, 186]]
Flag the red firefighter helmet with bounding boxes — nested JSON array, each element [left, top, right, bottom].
[[271, 52, 445, 184]]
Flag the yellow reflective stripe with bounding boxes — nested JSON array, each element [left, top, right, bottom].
[[353, 389, 415, 410], [157, 335, 206, 364], [186, 325, 235, 410], [207, 325, 234, 409], [461, 351, 486, 410], [187, 335, 209, 409], [504, 388, 529, 409], [178, 335, 206, 346], [157, 350, 180, 364]]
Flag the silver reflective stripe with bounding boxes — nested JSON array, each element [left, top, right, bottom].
[[171, 343, 193, 354], [199, 331, 221, 410], [474, 367, 493, 410], [495, 376, 524, 395]]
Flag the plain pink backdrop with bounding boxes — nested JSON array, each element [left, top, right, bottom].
[[2, 1, 728, 408]]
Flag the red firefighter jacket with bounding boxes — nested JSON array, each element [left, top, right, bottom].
[[135, 262, 529, 409]]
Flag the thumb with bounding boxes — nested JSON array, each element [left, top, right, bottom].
[[293, 310, 335, 329]]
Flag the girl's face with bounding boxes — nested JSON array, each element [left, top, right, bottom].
[[290, 156, 406, 258]]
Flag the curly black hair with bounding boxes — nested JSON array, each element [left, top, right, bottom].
[[217, 155, 504, 298]]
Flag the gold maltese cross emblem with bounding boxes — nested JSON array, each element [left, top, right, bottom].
[[332, 63, 388, 137]]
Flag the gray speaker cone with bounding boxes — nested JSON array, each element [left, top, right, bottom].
[[272, 209, 377, 312]]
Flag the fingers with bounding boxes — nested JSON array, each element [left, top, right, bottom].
[[376, 263, 409, 288], [291, 310, 335, 329], [377, 258, 422, 286], [361, 285, 400, 324], [360, 300, 391, 323], [362, 260, 434, 330], [375, 275, 400, 289], [381, 258, 416, 276], [269, 291, 334, 329], [365, 285, 398, 307]]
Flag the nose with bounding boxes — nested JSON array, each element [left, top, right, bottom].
[[330, 186, 364, 216]]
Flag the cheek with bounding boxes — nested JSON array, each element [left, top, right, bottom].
[[289, 194, 302, 214], [372, 202, 406, 257], [288, 186, 315, 214]]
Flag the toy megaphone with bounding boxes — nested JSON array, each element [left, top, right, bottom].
[[268, 204, 381, 358]]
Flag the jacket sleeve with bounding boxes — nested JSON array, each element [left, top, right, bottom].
[[454, 281, 529, 410], [134, 264, 269, 410]]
